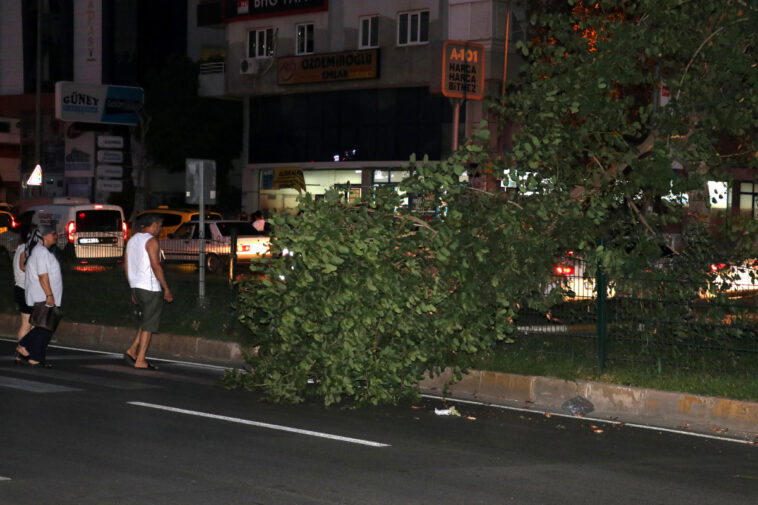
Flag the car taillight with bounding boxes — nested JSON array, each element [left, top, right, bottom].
[[554, 265, 575, 276], [710, 263, 726, 272], [122, 221, 128, 241], [67, 221, 76, 243], [11, 216, 17, 228]]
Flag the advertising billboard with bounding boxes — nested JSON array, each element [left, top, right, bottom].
[[55, 81, 144, 125]]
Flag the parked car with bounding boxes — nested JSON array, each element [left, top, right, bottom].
[[159, 220, 270, 272], [704, 260, 758, 298], [0, 209, 16, 233], [0, 210, 21, 263], [131, 207, 223, 239]]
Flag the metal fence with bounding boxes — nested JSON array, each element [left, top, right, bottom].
[[3, 236, 756, 374], [514, 259, 758, 374], [0, 238, 244, 340]]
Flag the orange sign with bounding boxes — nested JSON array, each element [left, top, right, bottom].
[[441, 40, 485, 100]]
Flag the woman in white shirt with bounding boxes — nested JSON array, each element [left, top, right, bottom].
[[16, 224, 62, 367], [12, 227, 32, 340]]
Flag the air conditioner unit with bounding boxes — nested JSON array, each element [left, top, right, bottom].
[[240, 57, 262, 75]]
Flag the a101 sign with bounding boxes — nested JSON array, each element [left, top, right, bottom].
[[441, 40, 485, 100]]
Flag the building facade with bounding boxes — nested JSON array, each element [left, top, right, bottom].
[[197, 0, 526, 214], [0, 0, 225, 208]]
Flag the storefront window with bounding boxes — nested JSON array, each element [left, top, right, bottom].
[[259, 168, 363, 212]]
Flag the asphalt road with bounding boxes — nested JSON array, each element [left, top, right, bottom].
[[1, 339, 756, 505]]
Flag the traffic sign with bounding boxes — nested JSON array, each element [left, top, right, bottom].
[[27, 164, 43, 186]]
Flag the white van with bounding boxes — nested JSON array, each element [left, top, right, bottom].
[[20, 197, 127, 265]]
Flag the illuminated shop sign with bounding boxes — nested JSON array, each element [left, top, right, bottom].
[[278, 49, 379, 85], [225, 0, 327, 20], [55, 81, 144, 125]]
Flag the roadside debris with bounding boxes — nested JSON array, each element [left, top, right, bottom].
[[435, 406, 461, 416], [562, 396, 594, 416]]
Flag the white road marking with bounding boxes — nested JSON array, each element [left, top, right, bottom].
[[10, 367, 159, 390], [0, 476, 10, 481], [128, 401, 391, 448], [0, 376, 81, 393], [421, 394, 758, 446], [1, 337, 237, 372]]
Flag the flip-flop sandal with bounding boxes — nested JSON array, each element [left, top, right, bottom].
[[133, 361, 159, 371], [123, 352, 137, 365]]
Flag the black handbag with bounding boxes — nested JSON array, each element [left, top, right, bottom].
[[30, 302, 64, 332]]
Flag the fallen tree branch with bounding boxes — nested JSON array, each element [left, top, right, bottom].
[[628, 200, 679, 255]]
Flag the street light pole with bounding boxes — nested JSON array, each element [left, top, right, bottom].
[[33, 0, 42, 196]]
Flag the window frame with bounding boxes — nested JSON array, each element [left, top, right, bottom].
[[247, 27, 275, 59], [295, 22, 314, 55], [397, 10, 429, 46], [738, 182, 758, 218], [359, 15, 379, 49]]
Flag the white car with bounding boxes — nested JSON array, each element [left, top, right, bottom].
[[704, 260, 758, 298], [159, 220, 270, 272]]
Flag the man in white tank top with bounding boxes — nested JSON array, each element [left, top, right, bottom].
[[123, 213, 173, 370]]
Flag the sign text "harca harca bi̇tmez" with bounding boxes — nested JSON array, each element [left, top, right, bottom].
[[441, 40, 485, 100]]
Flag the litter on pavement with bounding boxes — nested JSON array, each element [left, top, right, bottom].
[[434, 406, 461, 416]]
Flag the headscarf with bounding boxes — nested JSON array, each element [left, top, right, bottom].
[[24, 228, 44, 266]]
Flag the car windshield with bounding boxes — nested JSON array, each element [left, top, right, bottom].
[[75, 210, 122, 232], [216, 222, 259, 237]]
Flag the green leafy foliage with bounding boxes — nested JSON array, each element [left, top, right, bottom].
[[234, 140, 571, 406], [231, 0, 757, 406]]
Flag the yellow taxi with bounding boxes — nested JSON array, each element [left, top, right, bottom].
[[0, 209, 16, 234], [131, 207, 223, 239]]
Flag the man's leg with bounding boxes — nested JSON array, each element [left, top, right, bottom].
[[133, 329, 153, 368], [125, 327, 142, 361]]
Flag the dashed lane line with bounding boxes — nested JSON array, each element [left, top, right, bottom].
[[128, 401, 391, 448], [7, 367, 159, 390], [0, 375, 82, 393]]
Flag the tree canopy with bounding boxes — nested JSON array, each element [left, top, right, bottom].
[[493, 0, 758, 263], [229, 0, 758, 406]]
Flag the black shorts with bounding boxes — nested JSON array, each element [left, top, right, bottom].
[[14, 286, 32, 314]]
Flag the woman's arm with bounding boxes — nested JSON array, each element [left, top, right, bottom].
[[38, 273, 55, 306]]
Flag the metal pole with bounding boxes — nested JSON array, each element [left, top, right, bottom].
[[33, 0, 42, 196], [198, 162, 207, 308], [596, 249, 608, 370], [501, 8, 511, 99], [451, 99, 460, 152]]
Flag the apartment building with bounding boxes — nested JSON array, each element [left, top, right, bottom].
[[196, 0, 525, 213]]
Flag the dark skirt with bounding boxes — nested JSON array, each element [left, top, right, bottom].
[[19, 326, 54, 363], [14, 285, 32, 314]]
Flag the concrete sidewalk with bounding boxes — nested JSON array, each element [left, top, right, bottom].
[[2, 314, 757, 444]]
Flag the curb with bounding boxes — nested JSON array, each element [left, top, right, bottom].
[[3, 314, 756, 443], [0, 314, 245, 367], [419, 368, 758, 442]]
